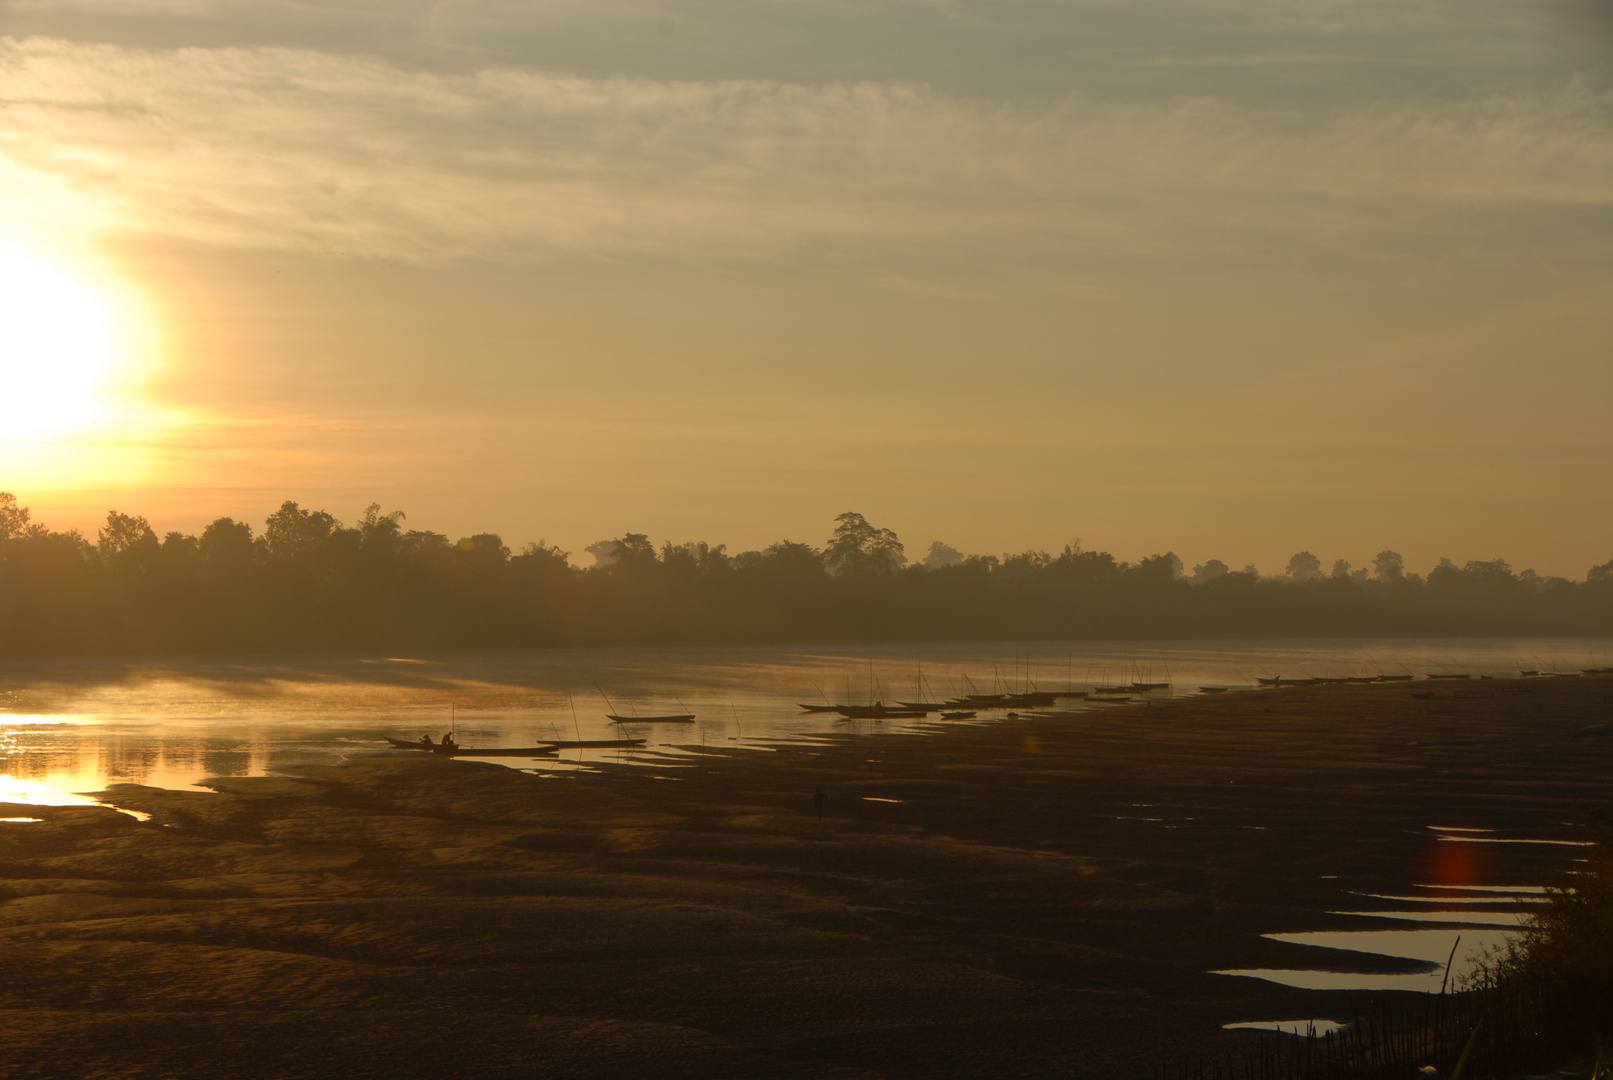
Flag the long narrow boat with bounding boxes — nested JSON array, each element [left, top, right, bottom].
[[1376, 674, 1415, 682], [1129, 682, 1170, 691], [835, 704, 928, 720], [897, 702, 946, 711], [384, 737, 559, 757], [1003, 691, 1060, 707], [797, 703, 842, 713], [607, 713, 696, 723], [1425, 673, 1472, 680], [939, 710, 977, 720]]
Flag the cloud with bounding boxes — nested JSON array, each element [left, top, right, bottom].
[[0, 35, 1609, 264]]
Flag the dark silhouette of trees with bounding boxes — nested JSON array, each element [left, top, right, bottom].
[[0, 492, 1609, 656], [825, 512, 904, 576]]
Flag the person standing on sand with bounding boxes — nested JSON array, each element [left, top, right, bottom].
[[813, 788, 826, 823]]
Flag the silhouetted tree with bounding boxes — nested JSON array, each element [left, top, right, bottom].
[[1373, 549, 1405, 582], [1286, 551, 1323, 581], [825, 512, 904, 576], [263, 501, 339, 559], [99, 511, 157, 559], [0, 493, 29, 541]]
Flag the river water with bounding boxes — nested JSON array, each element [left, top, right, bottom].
[[1, 637, 1608, 805]]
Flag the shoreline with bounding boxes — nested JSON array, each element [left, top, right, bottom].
[[0, 677, 1608, 1077]]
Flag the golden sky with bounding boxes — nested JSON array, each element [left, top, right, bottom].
[[1, 1, 1610, 576]]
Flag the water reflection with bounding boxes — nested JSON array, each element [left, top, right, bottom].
[[0, 637, 1606, 805], [1224, 1020, 1347, 1037]]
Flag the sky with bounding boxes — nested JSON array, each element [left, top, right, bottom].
[[0, 0, 1610, 576]]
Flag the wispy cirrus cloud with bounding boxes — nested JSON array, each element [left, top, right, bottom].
[[1, 36, 1608, 265]]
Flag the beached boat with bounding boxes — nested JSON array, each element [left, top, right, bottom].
[[385, 736, 559, 757], [797, 703, 842, 712], [607, 713, 696, 723], [1130, 681, 1170, 691], [1003, 692, 1060, 707], [1425, 673, 1471, 680], [897, 702, 945, 711], [835, 704, 928, 720], [1376, 674, 1414, 682], [939, 710, 977, 720]]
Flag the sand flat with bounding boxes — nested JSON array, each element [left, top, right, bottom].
[[0, 676, 1606, 1078]]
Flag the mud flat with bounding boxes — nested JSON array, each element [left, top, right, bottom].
[[0, 677, 1608, 1078]]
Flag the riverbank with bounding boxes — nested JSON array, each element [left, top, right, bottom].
[[0, 677, 1608, 1078]]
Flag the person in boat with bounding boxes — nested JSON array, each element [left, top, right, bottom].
[[440, 732, 457, 752], [419, 734, 435, 748]]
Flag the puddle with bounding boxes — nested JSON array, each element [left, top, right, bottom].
[[1215, 969, 1465, 993], [1412, 884, 1548, 894], [1435, 836, 1592, 847], [1353, 892, 1542, 905], [1224, 1020, 1347, 1037], [1329, 910, 1525, 926], [1216, 926, 1518, 993], [1429, 826, 1494, 834], [106, 806, 154, 822], [0, 816, 42, 823]]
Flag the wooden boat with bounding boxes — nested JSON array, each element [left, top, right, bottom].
[[897, 702, 946, 711], [385, 736, 559, 757], [1256, 677, 1282, 686], [1344, 676, 1377, 684], [1130, 681, 1170, 691], [607, 713, 696, 723], [835, 704, 928, 720], [1003, 692, 1060, 707], [1092, 685, 1131, 694], [939, 710, 977, 720], [1376, 674, 1414, 682], [797, 703, 842, 712], [1425, 673, 1471, 680]]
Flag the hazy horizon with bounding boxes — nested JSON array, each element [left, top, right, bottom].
[[2, 1, 1610, 578]]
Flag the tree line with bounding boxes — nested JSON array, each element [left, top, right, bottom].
[[1, 494, 1610, 656]]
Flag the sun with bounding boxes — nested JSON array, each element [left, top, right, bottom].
[[0, 246, 123, 438]]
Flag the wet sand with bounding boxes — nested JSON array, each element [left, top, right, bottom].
[[0, 677, 1608, 1079]]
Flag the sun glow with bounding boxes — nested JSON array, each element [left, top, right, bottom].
[[0, 247, 127, 438]]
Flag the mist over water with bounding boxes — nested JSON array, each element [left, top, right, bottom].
[[2, 637, 1608, 806]]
